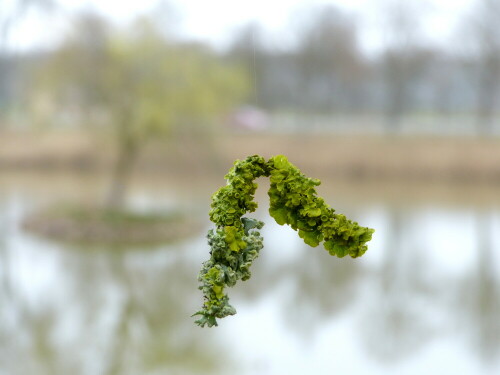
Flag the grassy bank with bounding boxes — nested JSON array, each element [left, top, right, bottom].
[[2, 130, 500, 185], [23, 205, 201, 246]]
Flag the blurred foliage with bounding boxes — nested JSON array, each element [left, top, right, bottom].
[[35, 13, 249, 207], [37, 14, 249, 139], [194, 155, 374, 327]]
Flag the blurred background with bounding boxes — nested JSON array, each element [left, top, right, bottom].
[[1, 0, 500, 374]]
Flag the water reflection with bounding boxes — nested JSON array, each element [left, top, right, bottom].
[[1, 185, 500, 374], [0, 195, 228, 375], [360, 208, 438, 361], [272, 247, 363, 337], [462, 211, 500, 362], [359, 207, 500, 371]]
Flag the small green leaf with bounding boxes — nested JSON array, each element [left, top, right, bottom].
[[307, 208, 322, 217], [272, 155, 289, 170], [299, 230, 320, 247], [212, 285, 224, 299], [270, 207, 288, 225]]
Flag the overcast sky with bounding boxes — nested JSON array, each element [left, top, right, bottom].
[[9, 0, 475, 53]]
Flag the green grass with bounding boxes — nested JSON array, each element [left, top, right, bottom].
[[23, 204, 201, 247]]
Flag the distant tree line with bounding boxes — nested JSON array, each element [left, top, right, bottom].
[[1, 1, 500, 135], [225, 2, 500, 134]]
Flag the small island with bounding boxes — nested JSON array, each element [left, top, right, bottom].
[[23, 206, 200, 246]]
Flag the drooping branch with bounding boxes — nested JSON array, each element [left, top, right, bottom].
[[193, 155, 374, 327]]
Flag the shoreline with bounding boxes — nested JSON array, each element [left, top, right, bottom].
[[3, 130, 500, 185]]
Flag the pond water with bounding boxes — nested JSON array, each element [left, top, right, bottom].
[[0, 173, 499, 375]]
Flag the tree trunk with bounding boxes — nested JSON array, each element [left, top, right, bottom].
[[106, 138, 138, 210], [476, 60, 499, 136]]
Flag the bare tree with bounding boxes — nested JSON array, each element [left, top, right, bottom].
[[0, 0, 54, 126], [379, 0, 430, 132], [465, 0, 500, 134], [226, 6, 368, 115], [293, 5, 366, 113], [39, 13, 249, 209], [226, 22, 267, 107]]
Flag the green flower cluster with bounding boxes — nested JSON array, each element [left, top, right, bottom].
[[193, 155, 374, 327]]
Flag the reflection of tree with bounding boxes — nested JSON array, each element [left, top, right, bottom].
[[22, 309, 58, 375], [0, 239, 230, 374], [459, 211, 500, 362], [0, 203, 13, 368], [278, 248, 362, 336], [360, 208, 434, 361], [101, 250, 221, 375], [230, 229, 363, 337], [0, 200, 60, 374]]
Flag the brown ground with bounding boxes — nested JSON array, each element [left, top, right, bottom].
[[3, 130, 500, 185]]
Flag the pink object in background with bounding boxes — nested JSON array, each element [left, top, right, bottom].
[[229, 105, 269, 131]]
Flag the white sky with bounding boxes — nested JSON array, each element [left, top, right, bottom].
[[8, 0, 476, 53]]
